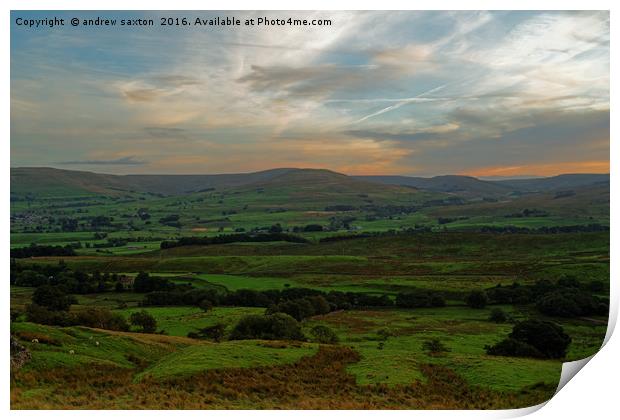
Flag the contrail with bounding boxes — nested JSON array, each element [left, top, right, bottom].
[[350, 83, 448, 124]]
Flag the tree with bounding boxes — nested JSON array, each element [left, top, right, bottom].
[[305, 295, 331, 315], [229, 313, 305, 341], [74, 308, 129, 331], [485, 338, 544, 358], [130, 310, 157, 333], [488, 308, 507, 323], [509, 320, 571, 359], [310, 325, 339, 344], [486, 319, 571, 359], [133, 272, 151, 293], [198, 299, 213, 312], [32, 285, 75, 311], [466, 290, 488, 309]]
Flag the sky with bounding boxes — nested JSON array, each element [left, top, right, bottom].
[[10, 11, 610, 177]]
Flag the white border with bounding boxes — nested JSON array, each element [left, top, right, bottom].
[[3, 1, 616, 419]]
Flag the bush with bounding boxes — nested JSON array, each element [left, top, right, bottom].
[[376, 328, 393, 341], [466, 290, 488, 309], [188, 324, 225, 342], [229, 313, 305, 341], [422, 339, 450, 356], [267, 299, 316, 321], [485, 338, 544, 358], [74, 308, 129, 331], [130, 310, 157, 333], [198, 299, 213, 312], [25, 304, 73, 326], [396, 290, 445, 308], [536, 290, 608, 318], [488, 308, 508, 323], [509, 320, 571, 358], [32, 285, 76, 311], [486, 319, 571, 359], [309, 325, 339, 344]]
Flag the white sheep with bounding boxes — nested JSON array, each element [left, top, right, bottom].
[[95, 341, 100, 347], [69, 350, 75, 355], [31, 338, 39, 343]]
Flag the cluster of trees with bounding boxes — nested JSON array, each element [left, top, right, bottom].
[[266, 295, 331, 321], [486, 320, 572, 359], [23, 284, 157, 333], [12, 263, 125, 294], [485, 278, 608, 318], [395, 290, 445, 308], [11, 244, 76, 258], [142, 286, 396, 316], [26, 284, 157, 332], [229, 313, 305, 341], [160, 232, 309, 249]]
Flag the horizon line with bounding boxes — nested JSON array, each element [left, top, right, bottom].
[[9, 165, 611, 180]]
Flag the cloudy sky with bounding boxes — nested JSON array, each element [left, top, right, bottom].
[[11, 11, 609, 176]]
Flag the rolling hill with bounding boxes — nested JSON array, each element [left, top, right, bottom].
[[10, 167, 610, 200], [354, 175, 513, 198], [493, 174, 610, 192]]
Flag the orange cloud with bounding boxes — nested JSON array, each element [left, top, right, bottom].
[[466, 160, 610, 177]]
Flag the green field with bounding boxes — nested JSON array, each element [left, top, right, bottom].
[[10, 168, 610, 409]]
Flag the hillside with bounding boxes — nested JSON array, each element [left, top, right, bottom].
[[10, 167, 132, 197], [355, 175, 513, 198], [493, 174, 610, 192], [10, 167, 610, 200]]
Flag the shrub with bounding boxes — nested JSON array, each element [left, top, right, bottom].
[[488, 308, 508, 323], [267, 299, 315, 321], [536, 290, 607, 318], [509, 320, 571, 359], [198, 299, 213, 312], [396, 290, 445, 308], [422, 339, 450, 356], [309, 325, 339, 344], [229, 313, 305, 341], [130, 310, 157, 333], [485, 338, 544, 358], [466, 290, 488, 309], [486, 319, 571, 359], [25, 304, 73, 326], [376, 328, 393, 341], [74, 308, 129, 331], [188, 324, 225, 342], [305, 295, 331, 315], [32, 285, 76, 311]]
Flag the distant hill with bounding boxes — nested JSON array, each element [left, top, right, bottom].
[[11, 167, 132, 197], [492, 174, 610, 192], [10, 167, 610, 200], [10, 167, 298, 197], [356, 173, 610, 197], [354, 175, 513, 198], [250, 168, 405, 194]]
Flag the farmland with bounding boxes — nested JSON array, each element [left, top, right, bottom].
[[10, 167, 609, 409]]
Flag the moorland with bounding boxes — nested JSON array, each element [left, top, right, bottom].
[[9, 167, 610, 409]]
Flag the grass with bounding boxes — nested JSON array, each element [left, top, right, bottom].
[[10, 322, 188, 371], [136, 340, 318, 381], [306, 307, 581, 392], [113, 306, 264, 337]]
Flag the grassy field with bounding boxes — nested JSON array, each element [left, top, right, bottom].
[[10, 172, 610, 409]]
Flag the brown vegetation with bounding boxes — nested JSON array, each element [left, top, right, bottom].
[[11, 346, 553, 409]]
